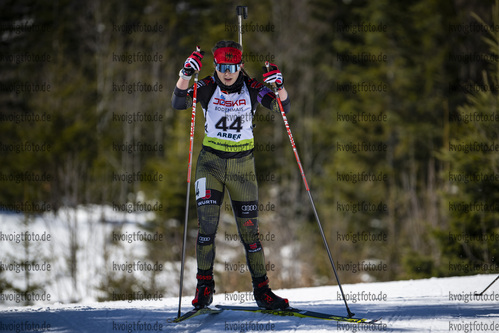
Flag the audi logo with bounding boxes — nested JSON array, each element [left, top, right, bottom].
[[241, 205, 258, 211]]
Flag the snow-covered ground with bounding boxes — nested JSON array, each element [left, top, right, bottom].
[[1, 209, 498, 331], [0, 206, 197, 305], [0, 274, 498, 332]]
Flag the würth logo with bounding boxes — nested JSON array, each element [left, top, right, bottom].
[[200, 190, 211, 200]]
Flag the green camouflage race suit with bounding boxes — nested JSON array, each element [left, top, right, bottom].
[[172, 72, 290, 280]]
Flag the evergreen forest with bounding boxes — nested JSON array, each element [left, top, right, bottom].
[[0, 0, 498, 303]]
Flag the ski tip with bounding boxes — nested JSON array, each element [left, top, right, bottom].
[[170, 307, 223, 323], [368, 317, 382, 324]]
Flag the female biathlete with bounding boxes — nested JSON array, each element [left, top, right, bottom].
[[172, 40, 290, 310]]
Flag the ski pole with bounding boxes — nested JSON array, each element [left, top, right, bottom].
[[265, 62, 355, 318], [236, 5, 250, 77], [177, 46, 201, 319], [236, 6, 248, 49], [475, 275, 499, 296]]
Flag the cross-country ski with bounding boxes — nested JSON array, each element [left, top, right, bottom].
[[215, 304, 381, 323]]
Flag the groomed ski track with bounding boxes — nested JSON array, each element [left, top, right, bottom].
[[1, 274, 498, 332]]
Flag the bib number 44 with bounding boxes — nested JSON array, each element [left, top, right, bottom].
[[215, 116, 243, 132]]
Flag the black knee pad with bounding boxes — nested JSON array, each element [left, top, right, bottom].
[[232, 200, 259, 218]]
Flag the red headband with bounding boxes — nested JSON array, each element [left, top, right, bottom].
[[213, 47, 242, 64]]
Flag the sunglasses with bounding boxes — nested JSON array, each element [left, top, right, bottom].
[[215, 63, 241, 73]]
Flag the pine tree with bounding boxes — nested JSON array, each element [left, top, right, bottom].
[[436, 0, 499, 278]]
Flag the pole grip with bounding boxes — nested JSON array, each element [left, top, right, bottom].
[[264, 61, 278, 96], [236, 6, 248, 19]]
